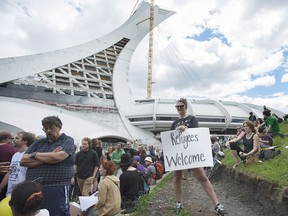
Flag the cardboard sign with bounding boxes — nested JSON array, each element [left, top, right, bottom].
[[160, 128, 213, 171]]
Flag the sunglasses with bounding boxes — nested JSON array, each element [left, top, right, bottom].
[[175, 105, 185, 109]]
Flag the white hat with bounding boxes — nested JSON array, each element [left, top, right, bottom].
[[145, 156, 153, 163]]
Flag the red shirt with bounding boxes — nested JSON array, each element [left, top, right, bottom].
[[0, 143, 17, 175]]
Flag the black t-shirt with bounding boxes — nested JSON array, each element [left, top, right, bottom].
[[170, 115, 198, 130], [75, 149, 99, 179], [249, 115, 256, 122], [120, 169, 140, 201], [94, 146, 103, 161]]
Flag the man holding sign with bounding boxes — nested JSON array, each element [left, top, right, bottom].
[[162, 98, 226, 216]]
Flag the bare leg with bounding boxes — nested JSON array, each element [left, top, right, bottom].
[[192, 167, 219, 206], [173, 170, 183, 203], [182, 169, 187, 180]]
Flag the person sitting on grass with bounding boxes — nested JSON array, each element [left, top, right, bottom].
[[262, 110, 288, 138], [119, 153, 140, 214], [226, 127, 245, 161], [211, 136, 221, 157], [132, 155, 146, 173], [283, 114, 288, 123], [258, 127, 273, 148], [226, 121, 260, 164]]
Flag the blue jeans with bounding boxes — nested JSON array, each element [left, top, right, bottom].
[[42, 184, 70, 216]]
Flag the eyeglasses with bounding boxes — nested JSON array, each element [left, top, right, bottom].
[[42, 126, 57, 132], [175, 105, 185, 109]]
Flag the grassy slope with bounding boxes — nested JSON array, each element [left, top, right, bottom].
[[131, 172, 192, 216], [131, 124, 288, 215], [222, 123, 288, 188]]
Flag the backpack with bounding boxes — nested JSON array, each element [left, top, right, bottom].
[[138, 172, 150, 196], [258, 149, 281, 161], [153, 161, 164, 180]]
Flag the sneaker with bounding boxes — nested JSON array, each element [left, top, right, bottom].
[[176, 202, 182, 208], [215, 159, 222, 165], [215, 203, 226, 216], [176, 202, 183, 214]]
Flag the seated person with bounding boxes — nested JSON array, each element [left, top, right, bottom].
[[272, 113, 283, 123], [210, 136, 220, 157], [226, 121, 260, 163], [283, 114, 288, 123], [256, 118, 263, 125], [144, 157, 156, 186], [258, 127, 273, 148], [119, 153, 140, 213], [9, 181, 49, 216], [226, 127, 244, 160], [132, 155, 146, 173], [263, 110, 288, 138], [95, 160, 121, 216]]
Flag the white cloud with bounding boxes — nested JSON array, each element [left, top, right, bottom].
[[282, 73, 288, 82], [0, 0, 288, 112]]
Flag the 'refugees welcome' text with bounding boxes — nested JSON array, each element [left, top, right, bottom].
[[166, 131, 206, 167]]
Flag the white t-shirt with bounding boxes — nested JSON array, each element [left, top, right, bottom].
[[6, 151, 27, 196], [36, 209, 50, 216]]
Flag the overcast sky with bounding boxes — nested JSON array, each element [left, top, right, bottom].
[[0, 0, 288, 113]]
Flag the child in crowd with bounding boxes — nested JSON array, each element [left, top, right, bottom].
[[9, 181, 49, 216]]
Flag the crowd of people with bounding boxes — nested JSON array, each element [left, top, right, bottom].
[[226, 107, 287, 166], [1, 102, 287, 216], [0, 115, 165, 216]]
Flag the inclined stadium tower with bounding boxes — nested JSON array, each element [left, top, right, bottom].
[[0, 2, 285, 146]]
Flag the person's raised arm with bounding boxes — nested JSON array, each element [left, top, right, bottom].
[[226, 131, 245, 147], [266, 125, 272, 133]]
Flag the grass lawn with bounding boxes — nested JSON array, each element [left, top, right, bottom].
[[222, 123, 288, 188]]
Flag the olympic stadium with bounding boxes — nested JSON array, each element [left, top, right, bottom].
[[0, 2, 285, 146]]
